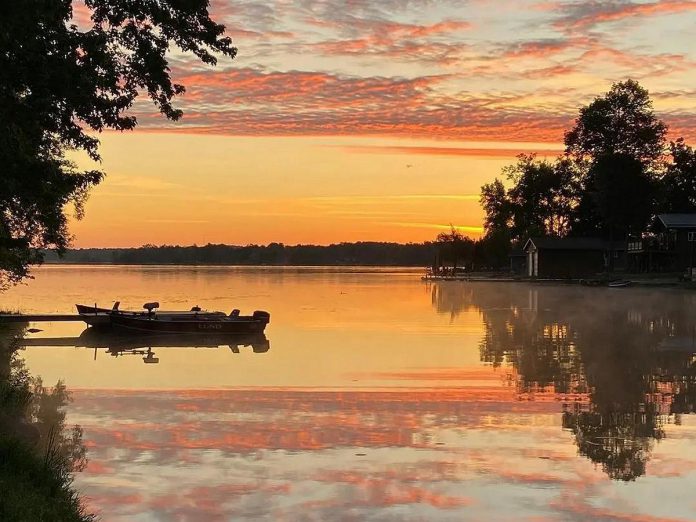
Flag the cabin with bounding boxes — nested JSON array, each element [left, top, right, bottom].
[[627, 214, 696, 275], [524, 237, 625, 278]]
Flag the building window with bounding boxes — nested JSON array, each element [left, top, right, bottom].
[[689, 232, 696, 242]]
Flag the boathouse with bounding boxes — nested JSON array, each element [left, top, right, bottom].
[[524, 237, 623, 278]]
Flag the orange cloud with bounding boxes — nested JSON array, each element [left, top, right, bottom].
[[343, 145, 564, 158]]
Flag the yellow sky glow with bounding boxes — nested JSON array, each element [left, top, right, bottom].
[[70, 133, 517, 247]]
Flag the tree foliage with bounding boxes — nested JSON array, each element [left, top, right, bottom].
[[585, 154, 656, 237], [479, 79, 693, 253], [435, 226, 475, 270], [564, 79, 667, 165], [480, 179, 511, 232], [661, 139, 696, 213], [0, 0, 236, 286], [480, 155, 579, 244], [45, 241, 439, 266]]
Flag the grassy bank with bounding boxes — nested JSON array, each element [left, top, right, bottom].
[[0, 439, 94, 522], [0, 319, 94, 522]]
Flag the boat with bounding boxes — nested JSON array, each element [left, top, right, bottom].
[[76, 302, 127, 325], [76, 302, 271, 334], [110, 309, 270, 334]]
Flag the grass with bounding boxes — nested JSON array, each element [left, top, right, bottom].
[[0, 439, 95, 522], [0, 319, 96, 522]]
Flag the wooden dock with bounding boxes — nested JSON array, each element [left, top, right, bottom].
[[0, 314, 86, 323]]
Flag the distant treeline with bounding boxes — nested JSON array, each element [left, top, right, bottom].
[[43, 242, 438, 266]]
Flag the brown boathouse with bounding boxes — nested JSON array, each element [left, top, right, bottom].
[[524, 237, 624, 278]]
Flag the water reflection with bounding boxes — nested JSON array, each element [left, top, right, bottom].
[[19, 328, 270, 363], [431, 282, 696, 481], [7, 267, 696, 519]]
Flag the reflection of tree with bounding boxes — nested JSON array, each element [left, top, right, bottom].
[[430, 282, 475, 320], [561, 311, 665, 481], [433, 282, 696, 481], [0, 322, 92, 520], [562, 407, 662, 481]]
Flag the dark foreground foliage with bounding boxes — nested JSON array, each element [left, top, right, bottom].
[[0, 0, 235, 286], [0, 322, 92, 522], [0, 439, 94, 522]]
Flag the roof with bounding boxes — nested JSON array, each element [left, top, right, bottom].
[[524, 237, 618, 251], [658, 214, 696, 229]]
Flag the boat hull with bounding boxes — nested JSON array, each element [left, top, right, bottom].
[[75, 304, 114, 326], [109, 313, 269, 335]]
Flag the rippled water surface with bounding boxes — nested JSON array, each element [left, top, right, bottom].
[[3, 265, 696, 521]]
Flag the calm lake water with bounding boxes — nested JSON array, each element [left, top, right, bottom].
[[3, 265, 696, 521]]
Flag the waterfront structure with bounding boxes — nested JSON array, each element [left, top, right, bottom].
[[627, 214, 696, 275], [524, 237, 625, 278]]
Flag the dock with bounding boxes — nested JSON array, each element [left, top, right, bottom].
[[0, 314, 86, 323]]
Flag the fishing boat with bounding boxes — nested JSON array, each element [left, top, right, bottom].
[[76, 302, 270, 334]]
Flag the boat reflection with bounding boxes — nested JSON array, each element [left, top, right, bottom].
[[19, 327, 270, 364], [430, 281, 696, 481]]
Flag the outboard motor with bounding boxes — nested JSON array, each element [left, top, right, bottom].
[[143, 302, 159, 317], [252, 310, 271, 324]]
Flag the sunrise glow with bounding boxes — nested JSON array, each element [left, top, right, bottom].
[[68, 0, 696, 247]]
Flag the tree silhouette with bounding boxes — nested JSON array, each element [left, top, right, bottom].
[[565, 79, 667, 166], [475, 80, 696, 258], [479, 154, 579, 261], [0, 1, 236, 286], [661, 139, 696, 213], [435, 226, 475, 271], [574, 153, 656, 239]]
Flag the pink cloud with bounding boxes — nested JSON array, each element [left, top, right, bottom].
[[553, 0, 696, 31], [132, 66, 575, 142]]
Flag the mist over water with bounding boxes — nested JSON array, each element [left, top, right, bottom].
[[2, 266, 696, 521]]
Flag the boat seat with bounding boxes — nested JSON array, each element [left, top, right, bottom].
[[229, 309, 240, 317]]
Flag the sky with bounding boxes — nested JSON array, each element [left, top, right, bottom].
[[70, 0, 696, 247]]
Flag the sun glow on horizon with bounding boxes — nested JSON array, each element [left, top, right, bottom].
[[69, 134, 507, 247]]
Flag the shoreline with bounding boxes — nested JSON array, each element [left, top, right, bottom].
[[35, 264, 695, 288], [422, 275, 692, 288]]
